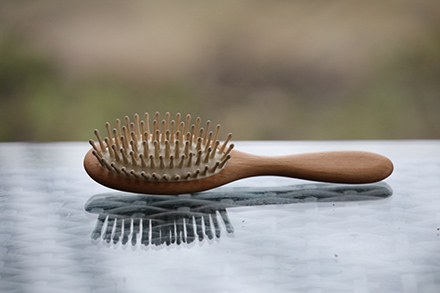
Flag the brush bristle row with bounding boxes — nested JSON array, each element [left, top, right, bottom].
[[90, 112, 233, 182]]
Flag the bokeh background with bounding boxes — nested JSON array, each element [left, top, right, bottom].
[[1, 0, 439, 142]]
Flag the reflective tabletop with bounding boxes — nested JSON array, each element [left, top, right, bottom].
[[1, 141, 439, 292]]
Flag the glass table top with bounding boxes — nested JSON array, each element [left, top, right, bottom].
[[0, 140, 439, 292]]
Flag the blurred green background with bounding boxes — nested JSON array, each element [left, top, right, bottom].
[[1, 0, 439, 141]]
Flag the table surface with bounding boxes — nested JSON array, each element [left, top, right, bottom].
[[0, 140, 439, 293]]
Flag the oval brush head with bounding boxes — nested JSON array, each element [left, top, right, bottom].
[[85, 112, 235, 194], [84, 112, 394, 195]]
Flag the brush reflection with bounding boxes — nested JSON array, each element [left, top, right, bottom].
[[85, 183, 392, 247]]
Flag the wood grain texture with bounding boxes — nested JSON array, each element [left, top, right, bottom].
[[84, 148, 393, 195]]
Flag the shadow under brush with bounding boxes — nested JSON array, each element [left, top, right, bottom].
[[84, 182, 392, 247]]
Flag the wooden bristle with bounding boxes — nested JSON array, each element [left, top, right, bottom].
[[219, 133, 232, 153], [92, 150, 102, 162], [210, 140, 220, 159], [125, 116, 130, 129], [113, 129, 121, 150], [89, 140, 100, 154], [139, 154, 147, 168], [121, 167, 130, 177], [104, 137, 114, 157], [170, 121, 175, 143], [178, 155, 186, 168], [142, 141, 149, 157], [122, 135, 129, 150], [169, 156, 175, 169], [211, 162, 220, 173], [174, 140, 180, 158], [195, 117, 201, 139], [101, 158, 113, 171], [134, 114, 141, 139], [212, 125, 221, 145], [165, 112, 170, 129], [112, 145, 120, 162], [149, 155, 156, 168], [159, 156, 165, 169], [161, 120, 166, 143], [111, 163, 121, 174], [184, 115, 190, 134], [130, 170, 140, 179], [141, 171, 150, 180], [195, 150, 203, 165], [144, 112, 150, 134], [175, 113, 181, 130], [165, 140, 170, 158], [120, 148, 129, 164], [204, 148, 212, 163], [105, 122, 112, 141], [94, 130, 106, 153], [203, 121, 211, 144], [204, 132, 213, 152], [129, 151, 137, 167], [195, 137, 202, 151], [221, 144, 234, 160], [152, 121, 158, 139], [201, 166, 209, 176], [219, 155, 231, 168], [116, 119, 122, 138], [184, 141, 190, 156]]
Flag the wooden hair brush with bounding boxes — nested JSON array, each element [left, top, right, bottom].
[[84, 112, 394, 195]]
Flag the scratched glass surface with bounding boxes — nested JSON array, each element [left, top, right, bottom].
[[0, 141, 439, 292]]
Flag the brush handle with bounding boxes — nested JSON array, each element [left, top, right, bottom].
[[231, 150, 394, 184]]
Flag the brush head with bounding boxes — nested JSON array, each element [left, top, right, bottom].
[[86, 112, 234, 188]]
